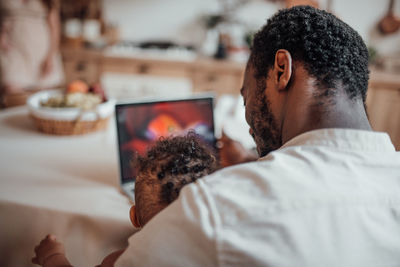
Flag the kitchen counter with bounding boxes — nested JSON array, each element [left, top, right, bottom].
[[61, 46, 246, 96]]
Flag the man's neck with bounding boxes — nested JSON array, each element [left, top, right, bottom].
[[281, 95, 372, 144]]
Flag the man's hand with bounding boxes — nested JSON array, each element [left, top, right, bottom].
[[32, 234, 72, 267]]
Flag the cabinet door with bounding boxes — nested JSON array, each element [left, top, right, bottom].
[[366, 86, 400, 150], [63, 59, 100, 84], [102, 58, 190, 78], [134, 62, 189, 78], [101, 58, 137, 74], [192, 71, 243, 96]]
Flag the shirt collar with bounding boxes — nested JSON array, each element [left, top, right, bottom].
[[278, 128, 396, 152]]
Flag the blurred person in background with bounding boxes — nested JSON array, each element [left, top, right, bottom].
[[0, 0, 64, 108]]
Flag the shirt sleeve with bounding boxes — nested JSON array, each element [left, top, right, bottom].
[[114, 179, 220, 267]]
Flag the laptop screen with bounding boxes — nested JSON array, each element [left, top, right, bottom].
[[115, 97, 216, 184]]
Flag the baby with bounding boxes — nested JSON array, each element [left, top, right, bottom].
[[32, 133, 218, 267]]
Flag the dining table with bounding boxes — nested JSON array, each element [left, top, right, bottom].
[[0, 106, 136, 267], [0, 95, 252, 267]]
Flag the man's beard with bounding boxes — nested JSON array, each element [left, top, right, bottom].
[[249, 80, 282, 157]]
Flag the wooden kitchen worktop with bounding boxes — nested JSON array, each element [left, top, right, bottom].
[[61, 47, 245, 75]]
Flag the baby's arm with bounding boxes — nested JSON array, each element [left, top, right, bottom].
[[32, 235, 73, 267]]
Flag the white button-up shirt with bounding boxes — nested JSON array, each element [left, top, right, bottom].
[[116, 129, 400, 267]]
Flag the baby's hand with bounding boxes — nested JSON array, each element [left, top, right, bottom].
[[32, 234, 68, 266]]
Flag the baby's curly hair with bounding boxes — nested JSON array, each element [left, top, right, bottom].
[[134, 132, 217, 225], [250, 6, 369, 102]]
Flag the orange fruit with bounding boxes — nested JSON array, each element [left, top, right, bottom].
[[67, 80, 89, 94]]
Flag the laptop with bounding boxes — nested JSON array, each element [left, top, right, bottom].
[[115, 95, 216, 202]]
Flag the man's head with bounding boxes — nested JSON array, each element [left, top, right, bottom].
[[130, 133, 217, 227], [241, 6, 369, 157]]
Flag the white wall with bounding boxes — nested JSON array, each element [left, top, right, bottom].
[[103, 0, 218, 45], [331, 0, 400, 55], [103, 0, 400, 55]]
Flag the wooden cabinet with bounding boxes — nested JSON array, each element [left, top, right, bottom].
[[366, 69, 400, 150], [192, 71, 242, 95], [63, 59, 100, 84], [100, 57, 190, 78], [61, 48, 245, 96], [62, 49, 102, 84], [192, 59, 244, 95]]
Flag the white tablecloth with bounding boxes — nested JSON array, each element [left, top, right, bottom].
[[0, 97, 253, 267], [0, 106, 136, 267]]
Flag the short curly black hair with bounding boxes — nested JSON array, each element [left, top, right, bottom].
[[134, 132, 217, 224], [250, 6, 369, 101]]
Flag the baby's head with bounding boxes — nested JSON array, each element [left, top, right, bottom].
[[129, 132, 217, 227]]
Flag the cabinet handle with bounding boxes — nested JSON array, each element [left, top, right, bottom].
[[207, 75, 216, 82], [139, 64, 149, 74], [76, 62, 86, 71]]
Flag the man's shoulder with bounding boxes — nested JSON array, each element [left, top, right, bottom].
[[199, 142, 400, 214], [201, 148, 307, 195]]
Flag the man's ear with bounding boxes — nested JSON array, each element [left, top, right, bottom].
[[273, 49, 292, 91], [129, 205, 141, 228]]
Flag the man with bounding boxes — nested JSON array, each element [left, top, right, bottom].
[[33, 6, 400, 267], [114, 6, 400, 266]]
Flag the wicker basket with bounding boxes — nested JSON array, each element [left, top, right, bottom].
[[30, 114, 111, 135], [1, 90, 39, 108], [27, 90, 115, 136]]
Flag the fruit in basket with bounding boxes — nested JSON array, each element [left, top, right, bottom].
[[67, 80, 89, 94], [65, 92, 102, 109], [40, 81, 108, 109], [40, 92, 102, 109], [88, 83, 107, 102]]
